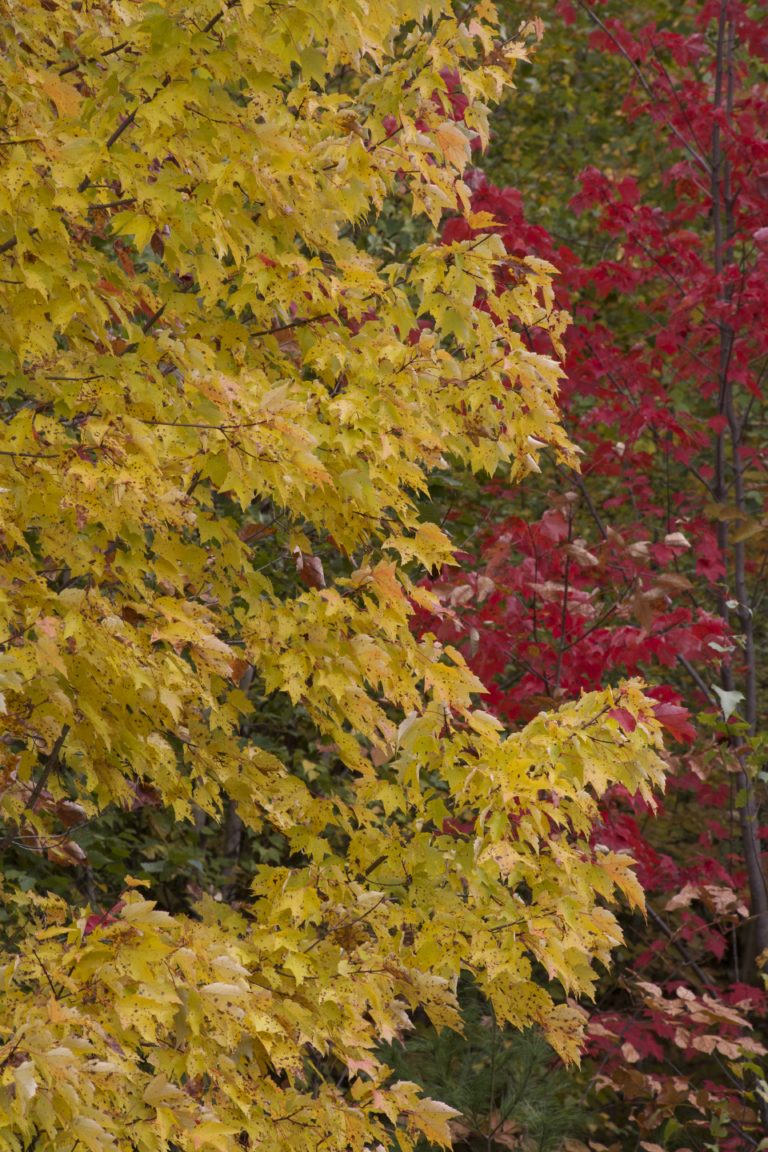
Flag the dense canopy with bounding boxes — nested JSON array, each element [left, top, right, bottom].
[[0, 2, 672, 1151]]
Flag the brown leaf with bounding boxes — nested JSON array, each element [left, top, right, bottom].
[[47, 838, 87, 866], [129, 781, 163, 810], [239, 521, 276, 544], [273, 327, 302, 362], [55, 799, 88, 828], [566, 541, 600, 567], [121, 604, 148, 626], [230, 657, 251, 684], [293, 548, 326, 589], [654, 572, 693, 593], [663, 531, 691, 549]]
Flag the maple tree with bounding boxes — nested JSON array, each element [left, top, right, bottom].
[[412, 0, 768, 1144], [0, 2, 671, 1150]]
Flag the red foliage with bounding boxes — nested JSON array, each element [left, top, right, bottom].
[[420, 0, 768, 1142], [83, 901, 126, 936]]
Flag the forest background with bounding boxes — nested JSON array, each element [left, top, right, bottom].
[[0, 1, 767, 1151], [407, 0, 768, 1147]]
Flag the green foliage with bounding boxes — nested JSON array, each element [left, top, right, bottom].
[[385, 983, 587, 1152]]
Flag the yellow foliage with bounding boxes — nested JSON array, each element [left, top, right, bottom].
[[0, 1, 666, 1149]]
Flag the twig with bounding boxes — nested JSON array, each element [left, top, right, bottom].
[[31, 947, 60, 1000], [0, 725, 70, 853], [26, 725, 71, 813]]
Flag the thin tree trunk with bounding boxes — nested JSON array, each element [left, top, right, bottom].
[[711, 0, 768, 968], [223, 799, 243, 860]]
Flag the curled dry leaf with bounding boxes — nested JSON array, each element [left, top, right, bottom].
[[293, 548, 326, 589], [46, 838, 87, 866]]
